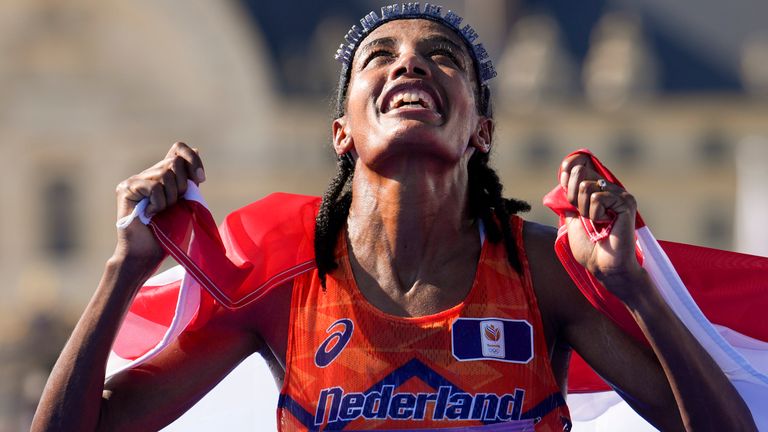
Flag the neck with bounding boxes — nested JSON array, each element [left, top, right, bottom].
[[346, 156, 477, 292]]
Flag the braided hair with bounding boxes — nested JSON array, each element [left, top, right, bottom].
[[315, 25, 530, 288]]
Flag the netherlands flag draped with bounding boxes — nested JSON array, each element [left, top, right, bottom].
[[108, 153, 768, 429], [108, 187, 321, 377], [543, 149, 768, 427]]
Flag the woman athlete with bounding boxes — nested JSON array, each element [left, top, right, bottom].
[[33, 5, 755, 431]]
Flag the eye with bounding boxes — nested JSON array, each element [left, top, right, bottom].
[[361, 49, 394, 68], [429, 45, 464, 70]]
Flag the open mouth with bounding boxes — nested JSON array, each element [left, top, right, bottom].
[[386, 90, 435, 112], [380, 84, 442, 116]]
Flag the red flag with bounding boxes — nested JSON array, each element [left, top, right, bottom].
[[543, 149, 768, 425], [109, 190, 320, 376]]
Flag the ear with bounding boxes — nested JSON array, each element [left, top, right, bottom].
[[469, 117, 494, 154], [332, 117, 354, 156]]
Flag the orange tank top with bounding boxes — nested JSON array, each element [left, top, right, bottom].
[[277, 217, 571, 431]]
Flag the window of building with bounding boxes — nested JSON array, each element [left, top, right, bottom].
[[523, 132, 554, 166], [699, 205, 732, 250], [697, 130, 729, 165], [611, 131, 643, 165], [43, 177, 78, 257]]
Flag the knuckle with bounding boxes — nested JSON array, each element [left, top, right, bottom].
[[149, 182, 163, 195], [578, 180, 590, 192], [161, 170, 175, 184], [116, 177, 137, 193], [570, 166, 586, 182], [169, 154, 184, 165]]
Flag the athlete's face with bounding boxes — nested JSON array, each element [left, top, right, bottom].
[[333, 19, 492, 172]]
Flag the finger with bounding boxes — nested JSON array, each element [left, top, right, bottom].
[[145, 182, 167, 217], [566, 164, 588, 205], [578, 180, 602, 218], [165, 141, 187, 159], [170, 154, 190, 196], [560, 154, 593, 188], [589, 192, 612, 222], [167, 142, 205, 184], [589, 190, 636, 221], [116, 177, 156, 219], [161, 169, 179, 208]]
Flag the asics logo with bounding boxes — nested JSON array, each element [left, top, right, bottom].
[[314, 318, 354, 368]]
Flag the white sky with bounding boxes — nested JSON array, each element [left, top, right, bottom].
[[161, 355, 658, 431]]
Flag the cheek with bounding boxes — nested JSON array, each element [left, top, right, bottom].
[[456, 84, 478, 114], [346, 75, 379, 114]]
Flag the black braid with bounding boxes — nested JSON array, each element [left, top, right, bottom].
[[315, 155, 354, 288], [467, 151, 531, 274]]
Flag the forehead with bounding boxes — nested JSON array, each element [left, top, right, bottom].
[[353, 18, 470, 60]]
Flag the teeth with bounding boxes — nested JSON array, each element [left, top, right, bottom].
[[420, 91, 432, 110], [386, 89, 436, 112]]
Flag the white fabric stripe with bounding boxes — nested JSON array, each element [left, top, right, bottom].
[[144, 264, 185, 286], [716, 324, 768, 353], [571, 396, 657, 430], [568, 391, 623, 421], [105, 354, 133, 377]]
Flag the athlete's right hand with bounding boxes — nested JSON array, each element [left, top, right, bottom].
[[114, 142, 206, 262]]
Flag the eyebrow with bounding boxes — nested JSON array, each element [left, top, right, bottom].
[[357, 37, 397, 59], [421, 35, 467, 56], [354, 33, 470, 68]]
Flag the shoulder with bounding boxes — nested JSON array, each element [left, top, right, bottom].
[[520, 220, 557, 253], [520, 220, 561, 279], [520, 219, 615, 333], [519, 220, 585, 335]]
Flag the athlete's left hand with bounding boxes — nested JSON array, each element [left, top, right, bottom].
[[559, 154, 644, 301]]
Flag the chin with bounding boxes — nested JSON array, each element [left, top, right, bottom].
[[366, 132, 466, 172]]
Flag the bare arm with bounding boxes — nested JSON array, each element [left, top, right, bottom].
[[552, 154, 756, 431], [32, 142, 263, 431], [32, 254, 160, 431], [527, 222, 683, 428], [99, 296, 262, 431]]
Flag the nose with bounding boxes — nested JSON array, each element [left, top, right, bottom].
[[389, 50, 430, 80]]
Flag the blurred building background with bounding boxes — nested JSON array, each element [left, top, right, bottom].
[[1, 0, 767, 430]]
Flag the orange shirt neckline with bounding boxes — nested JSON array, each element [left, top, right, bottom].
[[335, 227, 489, 324]]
